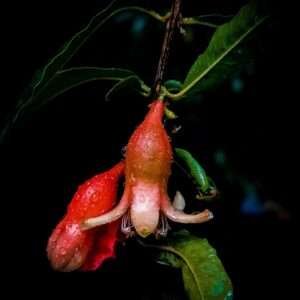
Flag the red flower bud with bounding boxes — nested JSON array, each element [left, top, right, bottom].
[[47, 162, 124, 271], [125, 100, 172, 237]]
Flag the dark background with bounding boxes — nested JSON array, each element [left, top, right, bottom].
[[1, 0, 296, 299]]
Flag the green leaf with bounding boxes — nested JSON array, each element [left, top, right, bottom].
[[13, 0, 161, 112], [157, 230, 233, 300], [1, 0, 160, 142], [30, 67, 145, 110], [164, 80, 183, 93], [171, 1, 268, 100], [21, 0, 152, 98], [0, 67, 147, 142], [105, 75, 150, 101], [175, 148, 210, 193], [26, 0, 131, 99]]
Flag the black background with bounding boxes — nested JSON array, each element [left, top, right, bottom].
[[1, 0, 296, 299]]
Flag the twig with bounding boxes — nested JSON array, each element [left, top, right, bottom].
[[152, 0, 182, 98]]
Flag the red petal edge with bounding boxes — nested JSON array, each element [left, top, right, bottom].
[[80, 220, 120, 271]]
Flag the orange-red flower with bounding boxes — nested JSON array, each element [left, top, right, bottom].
[[83, 100, 213, 237], [47, 162, 124, 271], [47, 99, 214, 271]]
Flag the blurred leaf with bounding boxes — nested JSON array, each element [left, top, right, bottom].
[[0, 0, 155, 142], [175, 148, 210, 193], [157, 230, 233, 300], [171, 1, 268, 100], [22, 0, 134, 105], [105, 75, 150, 101], [31, 67, 146, 109], [164, 80, 183, 93]]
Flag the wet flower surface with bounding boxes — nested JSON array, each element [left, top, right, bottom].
[[48, 100, 213, 271], [47, 162, 124, 271], [83, 100, 213, 237]]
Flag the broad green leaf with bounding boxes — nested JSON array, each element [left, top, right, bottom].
[[170, 1, 268, 100], [175, 148, 210, 193], [157, 230, 233, 300]]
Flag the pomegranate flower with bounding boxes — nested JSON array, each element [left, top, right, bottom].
[[83, 100, 213, 237], [47, 162, 124, 271]]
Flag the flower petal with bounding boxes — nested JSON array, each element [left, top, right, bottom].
[[81, 220, 120, 271], [47, 162, 124, 271]]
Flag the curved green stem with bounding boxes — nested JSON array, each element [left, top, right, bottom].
[[183, 17, 218, 28], [190, 13, 233, 19]]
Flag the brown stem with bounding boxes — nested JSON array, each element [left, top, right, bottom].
[[152, 0, 182, 98]]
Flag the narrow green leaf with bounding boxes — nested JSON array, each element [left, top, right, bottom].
[[171, 1, 268, 100], [175, 148, 210, 193], [24, 0, 147, 97], [0, 67, 145, 142], [15, 0, 161, 111], [27, 1, 122, 99], [1, 0, 158, 142], [105, 75, 150, 101], [30, 67, 140, 110], [157, 230, 233, 300]]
